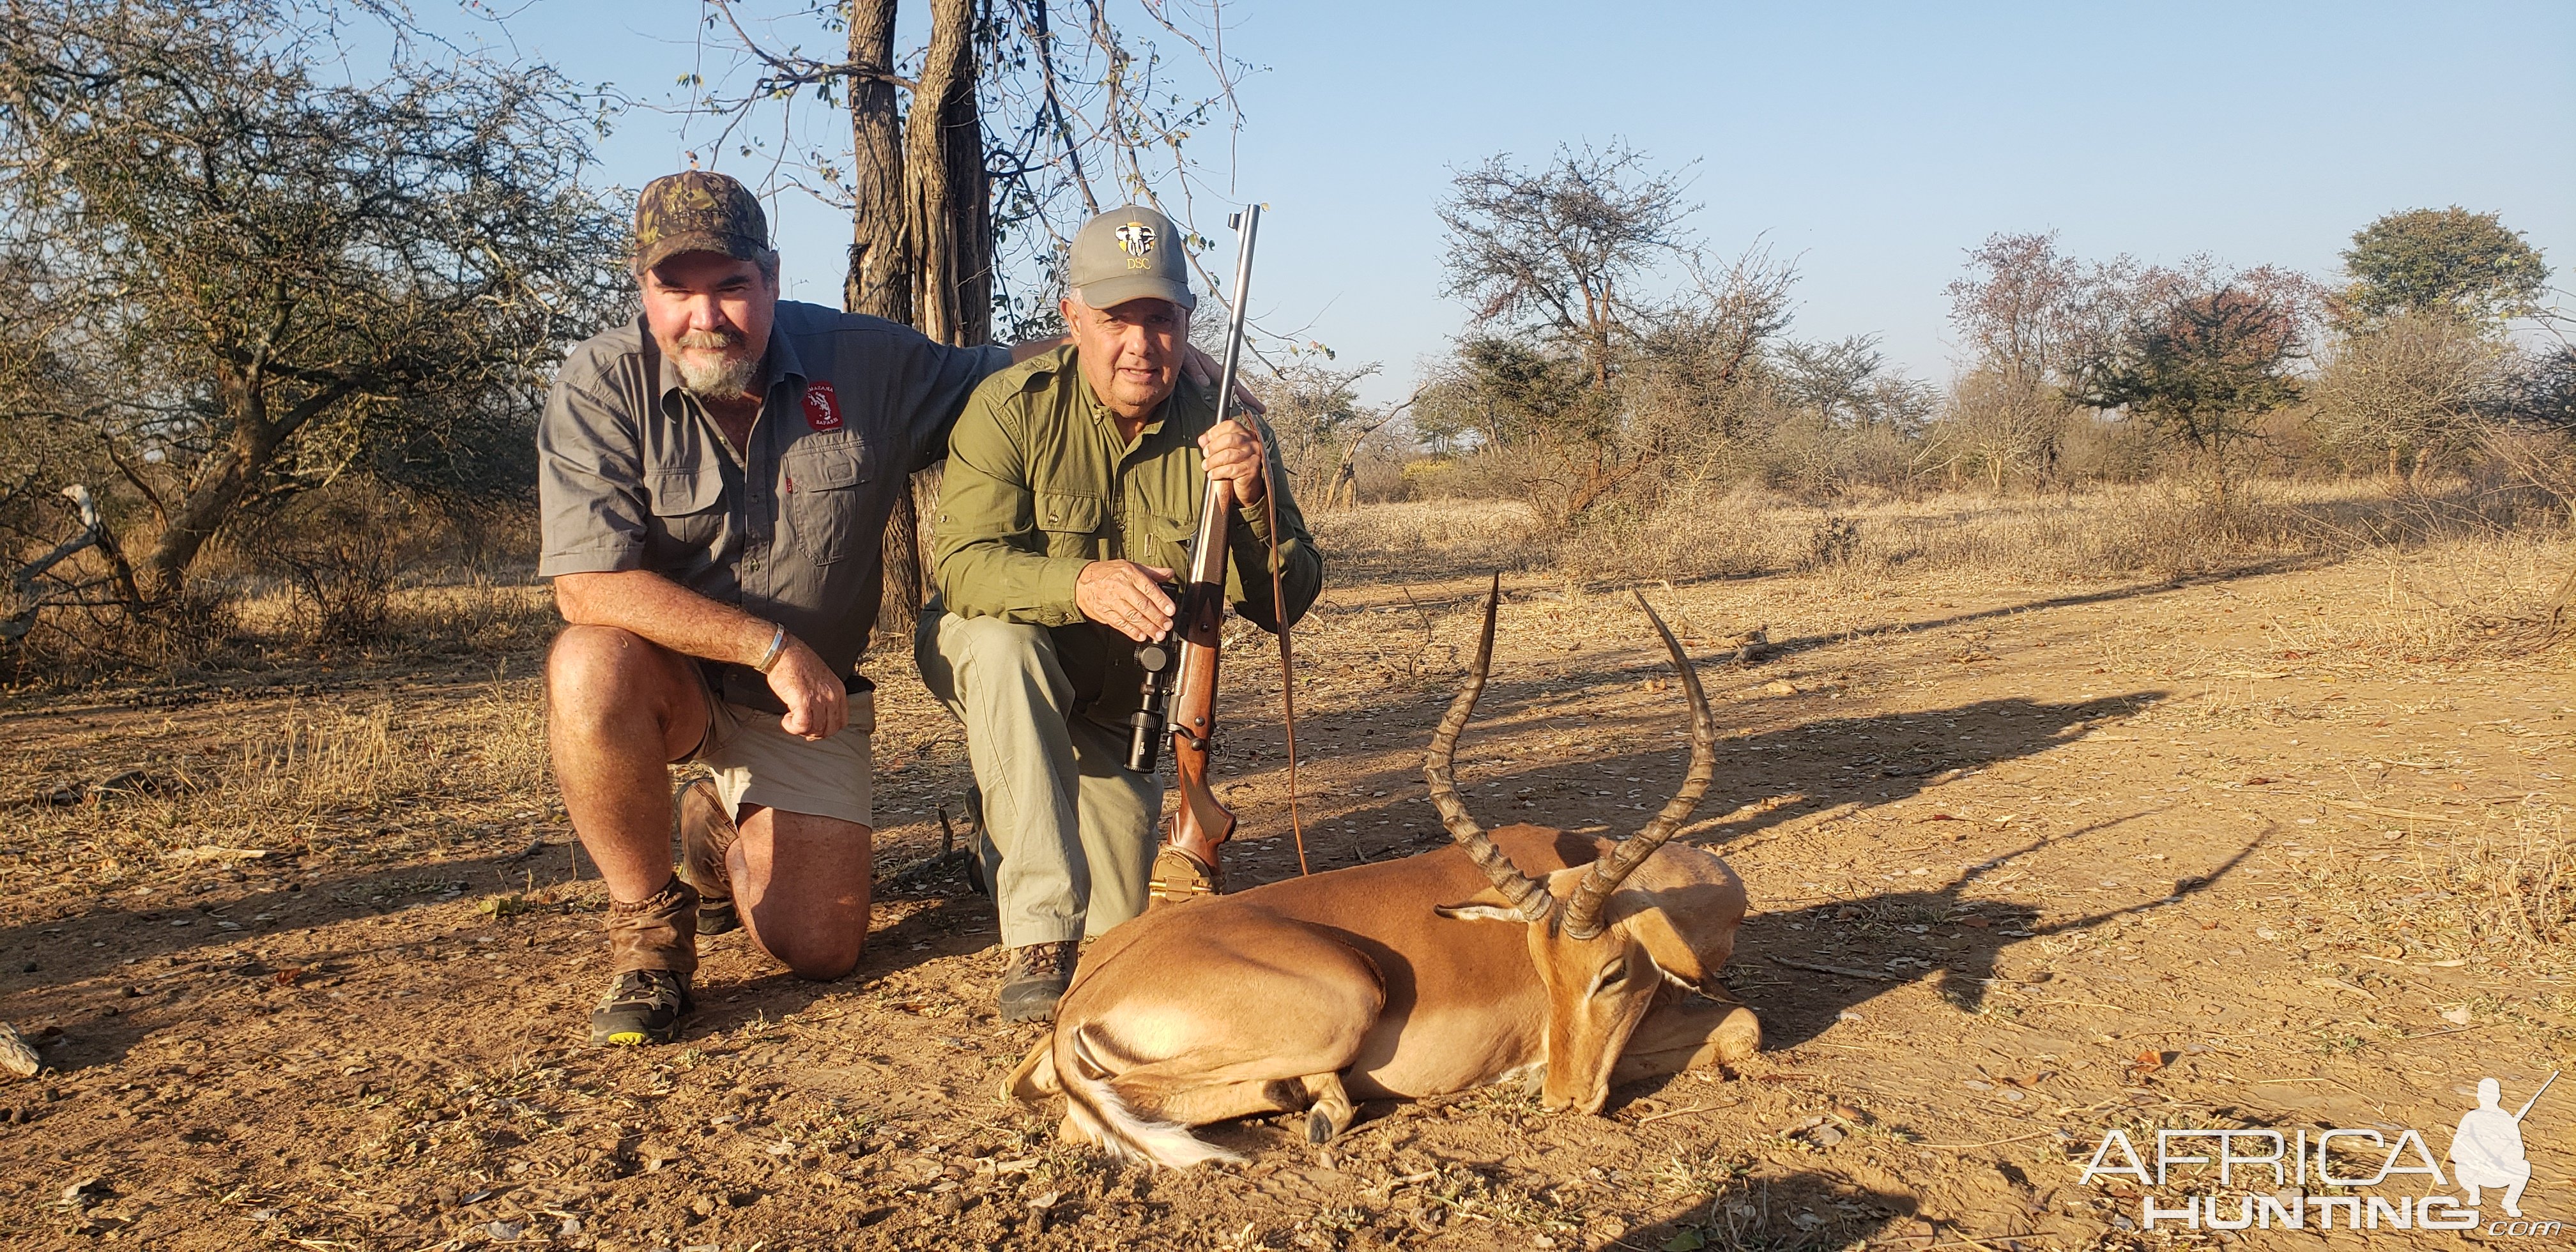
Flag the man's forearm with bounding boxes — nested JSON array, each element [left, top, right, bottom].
[[931, 540, 1090, 626], [554, 569, 779, 667]]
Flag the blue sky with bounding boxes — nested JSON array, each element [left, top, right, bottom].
[[448, 1, 2575, 402]]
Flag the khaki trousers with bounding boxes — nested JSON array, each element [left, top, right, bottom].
[[915, 604, 1161, 948]]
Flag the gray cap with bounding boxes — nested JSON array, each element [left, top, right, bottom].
[[1067, 205, 1195, 312]]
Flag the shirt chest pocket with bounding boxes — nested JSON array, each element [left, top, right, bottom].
[[648, 467, 725, 551], [785, 443, 874, 565], [1147, 508, 1197, 574], [1034, 491, 1106, 560]]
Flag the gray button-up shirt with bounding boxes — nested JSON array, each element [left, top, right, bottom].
[[537, 300, 1009, 709]]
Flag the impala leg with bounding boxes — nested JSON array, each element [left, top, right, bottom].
[[1301, 1072, 1355, 1144], [1126, 1077, 1307, 1127], [1611, 989, 1761, 1086], [1006, 1039, 1059, 1103]]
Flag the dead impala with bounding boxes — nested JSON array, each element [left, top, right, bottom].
[[1007, 580, 1759, 1168]]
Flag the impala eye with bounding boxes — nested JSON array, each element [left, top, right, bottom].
[[1593, 961, 1629, 993]]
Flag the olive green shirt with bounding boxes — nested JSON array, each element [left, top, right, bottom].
[[931, 345, 1323, 720]]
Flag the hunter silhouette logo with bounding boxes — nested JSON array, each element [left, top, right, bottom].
[[1115, 221, 1156, 258], [801, 381, 841, 432], [2076, 1069, 2559, 1232], [2453, 1072, 2552, 1219]]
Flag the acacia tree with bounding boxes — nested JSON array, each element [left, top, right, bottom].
[[2311, 312, 2502, 484], [2339, 207, 2549, 329], [698, 0, 1251, 630], [0, 0, 628, 600], [1440, 142, 1696, 395], [2070, 285, 2306, 503], [1936, 232, 2110, 487], [1434, 146, 1790, 524]]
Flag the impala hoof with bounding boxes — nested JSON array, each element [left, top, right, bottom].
[[1307, 1108, 1334, 1144]]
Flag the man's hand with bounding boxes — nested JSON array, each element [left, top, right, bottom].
[[1200, 419, 1268, 507], [1077, 560, 1177, 643], [1180, 343, 1266, 416], [763, 634, 847, 740]]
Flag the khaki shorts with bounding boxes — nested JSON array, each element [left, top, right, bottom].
[[688, 673, 877, 829]]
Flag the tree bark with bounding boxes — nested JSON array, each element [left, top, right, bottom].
[[847, 0, 921, 639], [905, 0, 985, 347], [140, 401, 291, 599], [856, 0, 992, 641], [844, 0, 907, 324]]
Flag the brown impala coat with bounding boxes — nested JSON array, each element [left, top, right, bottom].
[[1008, 583, 1759, 1168]]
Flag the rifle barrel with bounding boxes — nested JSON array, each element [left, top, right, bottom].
[[1185, 204, 1261, 590], [2516, 1069, 2559, 1122]]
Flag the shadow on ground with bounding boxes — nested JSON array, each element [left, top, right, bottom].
[[1724, 818, 2270, 1051]]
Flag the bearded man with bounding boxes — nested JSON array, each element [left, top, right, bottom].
[[537, 171, 1079, 1045]]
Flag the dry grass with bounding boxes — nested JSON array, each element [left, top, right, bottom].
[[1307, 498, 1542, 576], [225, 577, 558, 659], [1541, 476, 2572, 590], [2270, 810, 2575, 996], [8, 679, 553, 896], [4, 477, 2572, 1248], [1328, 481, 2573, 669]]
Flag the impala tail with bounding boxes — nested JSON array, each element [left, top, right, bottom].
[[1056, 1028, 1243, 1170]]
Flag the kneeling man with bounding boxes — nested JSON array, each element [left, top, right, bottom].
[[540, 171, 1061, 1044], [916, 205, 1322, 1023]]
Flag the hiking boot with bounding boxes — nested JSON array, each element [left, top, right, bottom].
[[590, 969, 695, 1046], [674, 776, 740, 935], [1146, 844, 1222, 907], [998, 941, 1078, 1023]]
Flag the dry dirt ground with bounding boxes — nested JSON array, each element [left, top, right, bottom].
[[3, 533, 2571, 1251]]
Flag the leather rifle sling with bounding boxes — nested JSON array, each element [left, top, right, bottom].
[[1250, 428, 1309, 876]]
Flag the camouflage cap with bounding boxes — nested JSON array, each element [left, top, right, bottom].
[[1066, 204, 1195, 312], [632, 171, 772, 273]]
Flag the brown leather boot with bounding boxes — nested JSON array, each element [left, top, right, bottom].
[[1146, 844, 1222, 907], [593, 877, 700, 1046], [998, 940, 1078, 1023], [673, 776, 740, 935]]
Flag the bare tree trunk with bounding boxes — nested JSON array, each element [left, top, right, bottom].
[[905, 0, 990, 347], [2410, 446, 2439, 491], [140, 411, 285, 599], [1321, 409, 1400, 512], [845, 0, 907, 324], [861, 0, 992, 641]]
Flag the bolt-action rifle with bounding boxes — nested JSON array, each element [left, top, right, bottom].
[[1126, 204, 1303, 890]]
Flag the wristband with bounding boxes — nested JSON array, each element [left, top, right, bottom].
[[753, 624, 789, 675]]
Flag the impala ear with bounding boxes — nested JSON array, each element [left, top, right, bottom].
[[1611, 847, 1747, 984], [1434, 885, 1524, 923]]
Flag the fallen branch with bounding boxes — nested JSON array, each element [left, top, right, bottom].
[[1920, 1129, 2059, 1150], [1765, 955, 1903, 981], [2319, 798, 2465, 823]]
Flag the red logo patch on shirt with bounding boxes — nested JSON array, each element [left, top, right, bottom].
[[802, 382, 843, 431]]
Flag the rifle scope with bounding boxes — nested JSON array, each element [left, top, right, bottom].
[[1125, 584, 1184, 774]]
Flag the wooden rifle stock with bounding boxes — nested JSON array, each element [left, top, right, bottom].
[[1162, 475, 1238, 863], [1155, 204, 1263, 875]]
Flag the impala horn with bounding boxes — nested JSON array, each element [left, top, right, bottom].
[[1559, 591, 1718, 940], [1423, 574, 1555, 924]]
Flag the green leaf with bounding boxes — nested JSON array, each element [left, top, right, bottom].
[[1662, 1230, 1708, 1251]]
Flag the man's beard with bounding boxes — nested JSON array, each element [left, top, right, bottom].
[[671, 327, 760, 400]]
